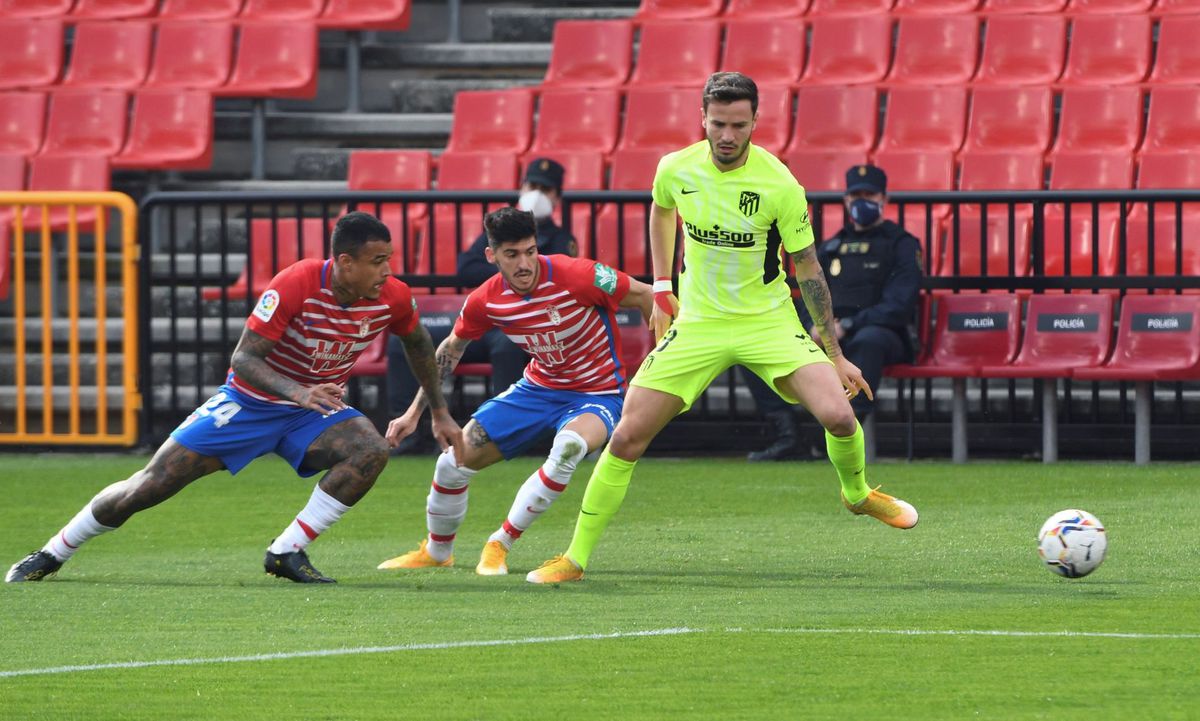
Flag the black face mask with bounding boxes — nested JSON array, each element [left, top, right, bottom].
[[849, 198, 881, 226]]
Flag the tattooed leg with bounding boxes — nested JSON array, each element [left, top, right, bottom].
[[303, 416, 390, 506], [457, 419, 504, 470], [91, 439, 225, 527]]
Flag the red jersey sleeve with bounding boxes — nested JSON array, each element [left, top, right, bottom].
[[550, 255, 631, 311], [244, 265, 305, 341], [453, 287, 493, 340], [385, 278, 420, 335]]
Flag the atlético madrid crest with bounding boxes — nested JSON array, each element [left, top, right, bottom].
[[739, 191, 760, 217]]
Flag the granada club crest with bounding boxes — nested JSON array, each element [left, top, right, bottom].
[[359, 318, 372, 337], [546, 304, 562, 325], [739, 191, 760, 217]]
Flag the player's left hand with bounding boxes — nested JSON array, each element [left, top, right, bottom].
[[430, 410, 464, 462], [832, 356, 873, 402], [385, 411, 420, 448]]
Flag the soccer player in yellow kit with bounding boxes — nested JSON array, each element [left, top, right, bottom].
[[527, 72, 918, 584]]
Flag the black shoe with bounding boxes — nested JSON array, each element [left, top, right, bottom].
[[747, 409, 801, 462], [6, 551, 64, 582], [264, 547, 336, 584]]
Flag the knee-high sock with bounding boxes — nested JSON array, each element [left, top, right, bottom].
[[490, 429, 588, 549], [564, 448, 636, 569], [425, 449, 477, 562], [269, 485, 352, 555], [826, 421, 870, 504], [42, 503, 115, 562]]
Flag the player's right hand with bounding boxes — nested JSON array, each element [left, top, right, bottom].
[[386, 412, 420, 447], [430, 411, 465, 463], [297, 383, 348, 415]]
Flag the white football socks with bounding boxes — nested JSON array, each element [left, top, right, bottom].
[[489, 429, 588, 549], [425, 449, 477, 562], [42, 503, 116, 562], [268, 484, 352, 555]]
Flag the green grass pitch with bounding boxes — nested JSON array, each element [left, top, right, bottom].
[[1, 454, 1198, 720]]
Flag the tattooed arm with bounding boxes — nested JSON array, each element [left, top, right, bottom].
[[386, 328, 470, 452], [791, 245, 872, 401], [230, 327, 346, 413]]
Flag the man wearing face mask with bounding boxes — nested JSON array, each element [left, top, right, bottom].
[[747, 164, 922, 460], [386, 158, 579, 453]]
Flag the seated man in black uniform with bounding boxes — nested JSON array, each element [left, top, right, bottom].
[[387, 158, 579, 453], [746, 164, 921, 461]]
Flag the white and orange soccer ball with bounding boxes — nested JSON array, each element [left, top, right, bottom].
[[1038, 509, 1108, 578]]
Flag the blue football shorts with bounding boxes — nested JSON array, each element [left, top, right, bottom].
[[170, 384, 364, 476], [471, 379, 623, 459]]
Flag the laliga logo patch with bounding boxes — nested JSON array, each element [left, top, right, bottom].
[[253, 289, 280, 322]]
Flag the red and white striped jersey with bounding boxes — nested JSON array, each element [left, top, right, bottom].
[[455, 254, 634, 395], [229, 258, 419, 404]]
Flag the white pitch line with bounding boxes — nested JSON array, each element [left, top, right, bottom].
[[758, 627, 1200, 640], [4, 625, 1199, 679], [0, 627, 699, 679]]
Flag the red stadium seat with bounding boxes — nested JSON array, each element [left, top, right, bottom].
[[959, 152, 1044, 191], [71, 0, 157, 18], [1140, 87, 1200, 155], [1074, 295, 1200, 381], [892, 292, 1023, 377], [144, 21, 235, 90], [1125, 213, 1200, 281], [529, 89, 620, 155], [721, 18, 806, 87], [518, 149, 605, 257], [0, 152, 26, 229], [0, 92, 47, 156], [628, 20, 720, 88], [1153, 0, 1200, 13], [239, 0, 324, 20], [216, 22, 318, 99], [1050, 87, 1143, 155], [1066, 0, 1153, 10], [972, 15, 1065, 86], [886, 16, 979, 86], [786, 86, 877, 153], [0, 19, 63, 89], [783, 149, 866, 239], [893, 0, 980, 11], [22, 155, 110, 231], [747, 85, 792, 156], [724, 0, 809, 16], [0, 0, 72, 17], [542, 20, 633, 89], [444, 90, 533, 155], [1145, 15, 1200, 85], [159, 0, 244, 18], [594, 148, 661, 274], [343, 150, 432, 272], [40, 90, 128, 157], [1043, 152, 1131, 278], [1057, 15, 1151, 86], [979, 0, 1066, 10], [111, 90, 213, 171], [801, 15, 893, 86], [634, 0, 724, 20], [201, 217, 328, 301], [317, 0, 410, 30], [1136, 151, 1200, 190], [808, 0, 894, 13], [61, 21, 153, 90], [617, 87, 703, 152], [427, 152, 518, 277], [943, 153, 1044, 279], [876, 87, 967, 153], [981, 294, 1114, 378], [1048, 151, 1133, 190], [961, 86, 1054, 155], [872, 149, 955, 270]]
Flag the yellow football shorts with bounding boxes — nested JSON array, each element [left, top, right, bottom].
[[630, 308, 831, 412]]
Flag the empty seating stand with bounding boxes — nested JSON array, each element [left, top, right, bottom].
[[541, 20, 633, 89], [1074, 295, 1200, 464], [972, 15, 1065, 86], [202, 217, 328, 301], [628, 20, 721, 88], [112, 90, 214, 171]]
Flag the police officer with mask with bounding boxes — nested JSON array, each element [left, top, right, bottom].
[[747, 164, 921, 461], [387, 158, 580, 453]]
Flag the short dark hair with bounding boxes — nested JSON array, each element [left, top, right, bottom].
[[332, 211, 391, 257], [484, 206, 537, 249], [703, 72, 758, 115]]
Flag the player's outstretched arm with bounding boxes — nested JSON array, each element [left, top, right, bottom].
[[648, 202, 680, 342], [230, 327, 348, 413], [393, 326, 466, 456], [790, 247, 872, 402]]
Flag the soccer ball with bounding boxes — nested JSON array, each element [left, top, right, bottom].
[[1037, 509, 1107, 578]]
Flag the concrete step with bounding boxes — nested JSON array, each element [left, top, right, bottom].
[[361, 42, 551, 70], [0, 317, 244, 345], [388, 76, 542, 114], [214, 111, 453, 142], [488, 6, 636, 42]]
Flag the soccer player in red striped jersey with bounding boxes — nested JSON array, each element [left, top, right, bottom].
[[377, 207, 653, 576], [5, 212, 461, 585]]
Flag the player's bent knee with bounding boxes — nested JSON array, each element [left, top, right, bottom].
[[823, 409, 858, 437], [608, 427, 648, 461]]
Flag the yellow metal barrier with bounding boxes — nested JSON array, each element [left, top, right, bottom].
[[0, 192, 140, 446]]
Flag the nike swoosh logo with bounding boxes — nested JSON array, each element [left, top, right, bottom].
[[581, 510, 598, 516], [525, 506, 543, 514], [681, 188, 699, 195], [853, 467, 865, 476]]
